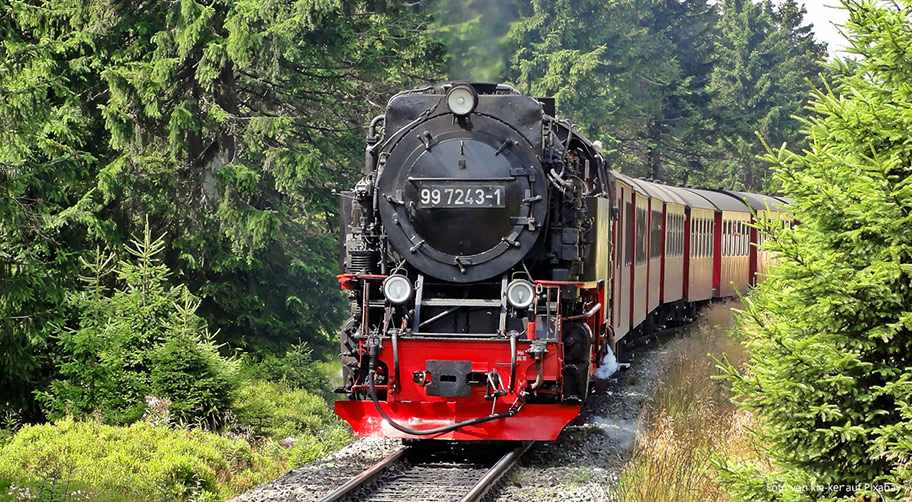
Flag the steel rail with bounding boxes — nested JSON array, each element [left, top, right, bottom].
[[459, 442, 532, 502], [317, 446, 408, 502]]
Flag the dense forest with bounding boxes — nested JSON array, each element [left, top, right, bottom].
[[6, 0, 910, 500]]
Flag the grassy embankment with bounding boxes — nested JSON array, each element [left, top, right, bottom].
[[616, 302, 765, 502], [0, 373, 352, 502]]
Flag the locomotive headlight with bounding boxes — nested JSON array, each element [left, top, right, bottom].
[[506, 280, 535, 309], [446, 85, 478, 116], [383, 275, 413, 305]]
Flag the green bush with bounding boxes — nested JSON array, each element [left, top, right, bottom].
[[716, 1, 912, 500], [287, 427, 354, 467], [232, 379, 352, 462], [242, 341, 325, 393], [150, 331, 238, 427], [0, 417, 284, 502]]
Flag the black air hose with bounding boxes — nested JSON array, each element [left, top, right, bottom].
[[367, 370, 518, 436]]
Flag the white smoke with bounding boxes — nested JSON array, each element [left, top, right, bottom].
[[596, 345, 619, 380]]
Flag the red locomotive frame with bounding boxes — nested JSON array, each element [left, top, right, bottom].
[[336, 275, 606, 440]]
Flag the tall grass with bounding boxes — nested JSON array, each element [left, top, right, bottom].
[[616, 302, 761, 502]]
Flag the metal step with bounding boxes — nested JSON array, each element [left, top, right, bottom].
[[411, 332, 501, 338], [420, 298, 500, 308]]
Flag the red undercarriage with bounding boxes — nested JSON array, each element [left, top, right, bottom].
[[335, 338, 583, 441], [335, 401, 582, 441]]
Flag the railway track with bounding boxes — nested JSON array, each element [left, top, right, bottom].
[[318, 441, 531, 502]]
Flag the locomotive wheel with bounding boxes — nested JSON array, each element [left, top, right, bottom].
[[562, 321, 592, 403]]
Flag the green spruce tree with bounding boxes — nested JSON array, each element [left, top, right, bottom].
[[39, 223, 239, 425], [40, 250, 117, 420], [502, 0, 717, 181], [150, 290, 239, 427], [717, 1, 912, 499], [430, 0, 523, 82], [0, 0, 108, 416], [636, 0, 718, 182]]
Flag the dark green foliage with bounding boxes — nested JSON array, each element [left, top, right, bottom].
[[0, 0, 125, 417], [1, 0, 445, 417], [487, 0, 824, 187], [717, 1, 912, 499], [494, 0, 715, 182], [705, 0, 827, 190], [431, 0, 523, 82], [504, 0, 678, 158]]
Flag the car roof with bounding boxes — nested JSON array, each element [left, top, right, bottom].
[[625, 177, 667, 201], [646, 181, 687, 206], [725, 190, 789, 212], [682, 187, 749, 212], [611, 171, 646, 195], [659, 184, 717, 210]]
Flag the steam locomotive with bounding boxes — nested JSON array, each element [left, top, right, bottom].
[[334, 82, 787, 441]]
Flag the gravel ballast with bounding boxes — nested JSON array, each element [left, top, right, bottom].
[[483, 336, 673, 502], [231, 438, 401, 502]]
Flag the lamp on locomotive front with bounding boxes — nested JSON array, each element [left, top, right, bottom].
[[382, 275, 412, 305], [446, 84, 478, 116], [506, 279, 535, 309]]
